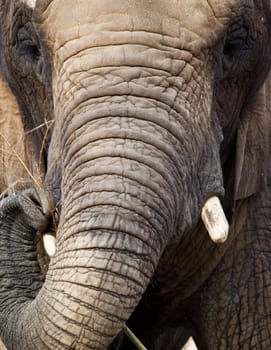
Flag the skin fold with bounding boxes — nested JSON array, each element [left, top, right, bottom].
[[0, 0, 270, 349]]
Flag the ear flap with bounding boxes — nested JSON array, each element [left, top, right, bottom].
[[235, 71, 271, 200], [0, 70, 33, 194]]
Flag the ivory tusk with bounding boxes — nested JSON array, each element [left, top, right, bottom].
[[201, 196, 229, 243], [43, 234, 56, 257]]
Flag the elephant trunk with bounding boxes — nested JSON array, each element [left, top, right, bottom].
[[42, 99, 180, 348], [1, 99, 182, 348], [0, 168, 168, 348]]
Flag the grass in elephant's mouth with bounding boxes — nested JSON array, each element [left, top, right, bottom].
[[0, 120, 54, 195], [0, 121, 58, 275], [0, 119, 57, 217], [0, 131, 41, 196]]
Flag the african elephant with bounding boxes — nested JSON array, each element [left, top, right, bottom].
[[0, 0, 270, 349]]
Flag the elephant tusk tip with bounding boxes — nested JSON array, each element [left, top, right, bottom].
[[201, 196, 229, 244], [43, 234, 56, 257], [207, 226, 229, 244]]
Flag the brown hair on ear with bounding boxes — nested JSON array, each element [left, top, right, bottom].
[[235, 71, 271, 200]]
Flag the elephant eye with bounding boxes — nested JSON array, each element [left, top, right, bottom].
[[221, 23, 255, 77], [16, 27, 41, 61], [19, 40, 40, 59], [223, 37, 246, 58], [223, 26, 249, 60]]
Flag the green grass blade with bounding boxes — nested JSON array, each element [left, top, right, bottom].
[[123, 325, 148, 350]]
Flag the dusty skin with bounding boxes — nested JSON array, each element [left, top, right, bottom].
[[0, 1, 271, 349]]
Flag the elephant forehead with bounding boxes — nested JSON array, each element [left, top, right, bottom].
[[37, 0, 253, 49]]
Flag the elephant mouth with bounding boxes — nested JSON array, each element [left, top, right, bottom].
[[38, 193, 229, 272]]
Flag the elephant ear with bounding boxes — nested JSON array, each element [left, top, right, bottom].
[[234, 71, 271, 200], [0, 70, 33, 194]]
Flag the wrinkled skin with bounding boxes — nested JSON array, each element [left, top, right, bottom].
[[0, 1, 271, 349]]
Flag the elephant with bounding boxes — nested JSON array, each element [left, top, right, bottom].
[[0, 0, 271, 349]]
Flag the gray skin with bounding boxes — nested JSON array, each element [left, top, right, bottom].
[[0, 0, 271, 349]]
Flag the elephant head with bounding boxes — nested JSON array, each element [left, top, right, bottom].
[[0, 1, 270, 349]]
